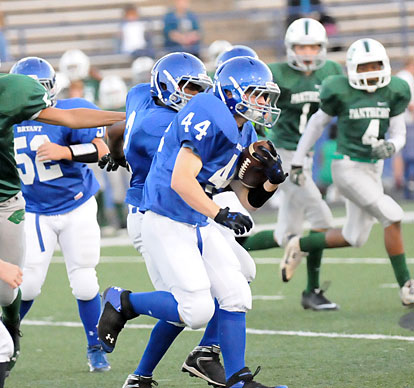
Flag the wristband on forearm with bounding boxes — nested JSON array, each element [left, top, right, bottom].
[[247, 183, 277, 208], [68, 143, 99, 163]]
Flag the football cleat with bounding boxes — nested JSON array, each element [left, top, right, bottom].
[[122, 374, 158, 388], [87, 345, 111, 372], [2, 317, 22, 376], [400, 279, 414, 306], [301, 289, 339, 311], [182, 345, 226, 387], [98, 287, 138, 353], [280, 235, 306, 282], [226, 366, 287, 388]]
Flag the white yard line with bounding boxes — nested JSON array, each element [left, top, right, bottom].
[[93, 210, 414, 247], [50, 256, 414, 264], [22, 319, 414, 342]]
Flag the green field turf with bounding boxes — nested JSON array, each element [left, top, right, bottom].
[[7, 213, 414, 388]]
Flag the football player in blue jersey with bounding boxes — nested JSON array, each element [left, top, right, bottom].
[[98, 56, 288, 388], [100, 52, 230, 387], [11, 57, 111, 373]]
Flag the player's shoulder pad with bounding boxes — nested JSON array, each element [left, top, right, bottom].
[[2, 73, 46, 95], [267, 62, 288, 78], [126, 83, 151, 103], [321, 74, 348, 93], [57, 97, 99, 110], [388, 75, 411, 99], [181, 93, 238, 142], [324, 60, 344, 75], [128, 82, 151, 98]]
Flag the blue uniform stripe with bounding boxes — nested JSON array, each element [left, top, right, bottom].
[[196, 226, 203, 255], [35, 214, 45, 252]]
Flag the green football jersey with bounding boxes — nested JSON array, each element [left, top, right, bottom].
[[0, 73, 51, 202], [320, 75, 411, 160], [267, 60, 343, 150]]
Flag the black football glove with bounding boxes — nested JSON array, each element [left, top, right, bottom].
[[98, 153, 130, 172], [252, 141, 288, 184], [214, 207, 253, 235]]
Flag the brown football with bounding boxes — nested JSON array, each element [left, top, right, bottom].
[[237, 140, 274, 188]]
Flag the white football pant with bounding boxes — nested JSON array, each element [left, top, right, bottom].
[[141, 211, 252, 330], [331, 158, 404, 247], [0, 193, 25, 306], [0, 322, 13, 363], [274, 148, 334, 247], [20, 197, 100, 301]]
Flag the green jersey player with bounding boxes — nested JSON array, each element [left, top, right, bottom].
[[243, 18, 343, 310], [0, 71, 125, 380], [289, 38, 414, 307]]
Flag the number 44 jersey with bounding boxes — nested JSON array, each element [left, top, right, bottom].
[[141, 92, 257, 226], [13, 98, 103, 215], [320, 74, 411, 160]]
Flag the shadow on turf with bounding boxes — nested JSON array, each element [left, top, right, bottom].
[[399, 311, 414, 331]]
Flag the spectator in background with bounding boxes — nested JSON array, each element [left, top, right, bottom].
[[119, 5, 155, 59], [396, 57, 414, 199], [0, 12, 11, 62], [163, 0, 201, 57]]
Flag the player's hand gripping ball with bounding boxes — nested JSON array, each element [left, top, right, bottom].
[[237, 140, 287, 187]]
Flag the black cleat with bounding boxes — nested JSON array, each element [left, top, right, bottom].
[[97, 286, 138, 353], [226, 366, 287, 388], [301, 289, 339, 311], [2, 317, 22, 376], [122, 374, 158, 388], [182, 345, 226, 387]]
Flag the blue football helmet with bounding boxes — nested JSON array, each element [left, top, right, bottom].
[[214, 57, 281, 128], [215, 45, 258, 68], [150, 52, 213, 111], [10, 56, 57, 101]]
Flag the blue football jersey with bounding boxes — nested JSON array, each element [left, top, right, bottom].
[[14, 98, 103, 215], [141, 93, 257, 226], [123, 83, 177, 208]]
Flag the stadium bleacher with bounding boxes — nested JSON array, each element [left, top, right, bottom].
[[0, 0, 413, 82]]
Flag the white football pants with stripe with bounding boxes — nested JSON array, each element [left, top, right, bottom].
[[20, 197, 100, 302]]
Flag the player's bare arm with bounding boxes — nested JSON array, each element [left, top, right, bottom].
[[37, 137, 109, 162], [106, 120, 126, 159], [0, 260, 23, 289], [36, 107, 125, 128], [171, 147, 221, 219]]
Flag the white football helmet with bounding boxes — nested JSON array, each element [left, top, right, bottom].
[[99, 75, 128, 110], [131, 56, 155, 85], [346, 38, 391, 93], [208, 40, 233, 63], [285, 18, 328, 72], [59, 49, 90, 81]]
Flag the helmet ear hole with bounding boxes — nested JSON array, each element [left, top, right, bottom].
[[160, 82, 167, 91]]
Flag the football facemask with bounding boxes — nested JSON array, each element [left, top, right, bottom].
[[150, 52, 213, 111], [214, 57, 281, 128], [346, 38, 391, 93]]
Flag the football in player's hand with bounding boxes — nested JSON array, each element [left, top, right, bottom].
[[237, 140, 275, 188]]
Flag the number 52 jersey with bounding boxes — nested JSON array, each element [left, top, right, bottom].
[[13, 98, 103, 215], [141, 92, 257, 227]]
